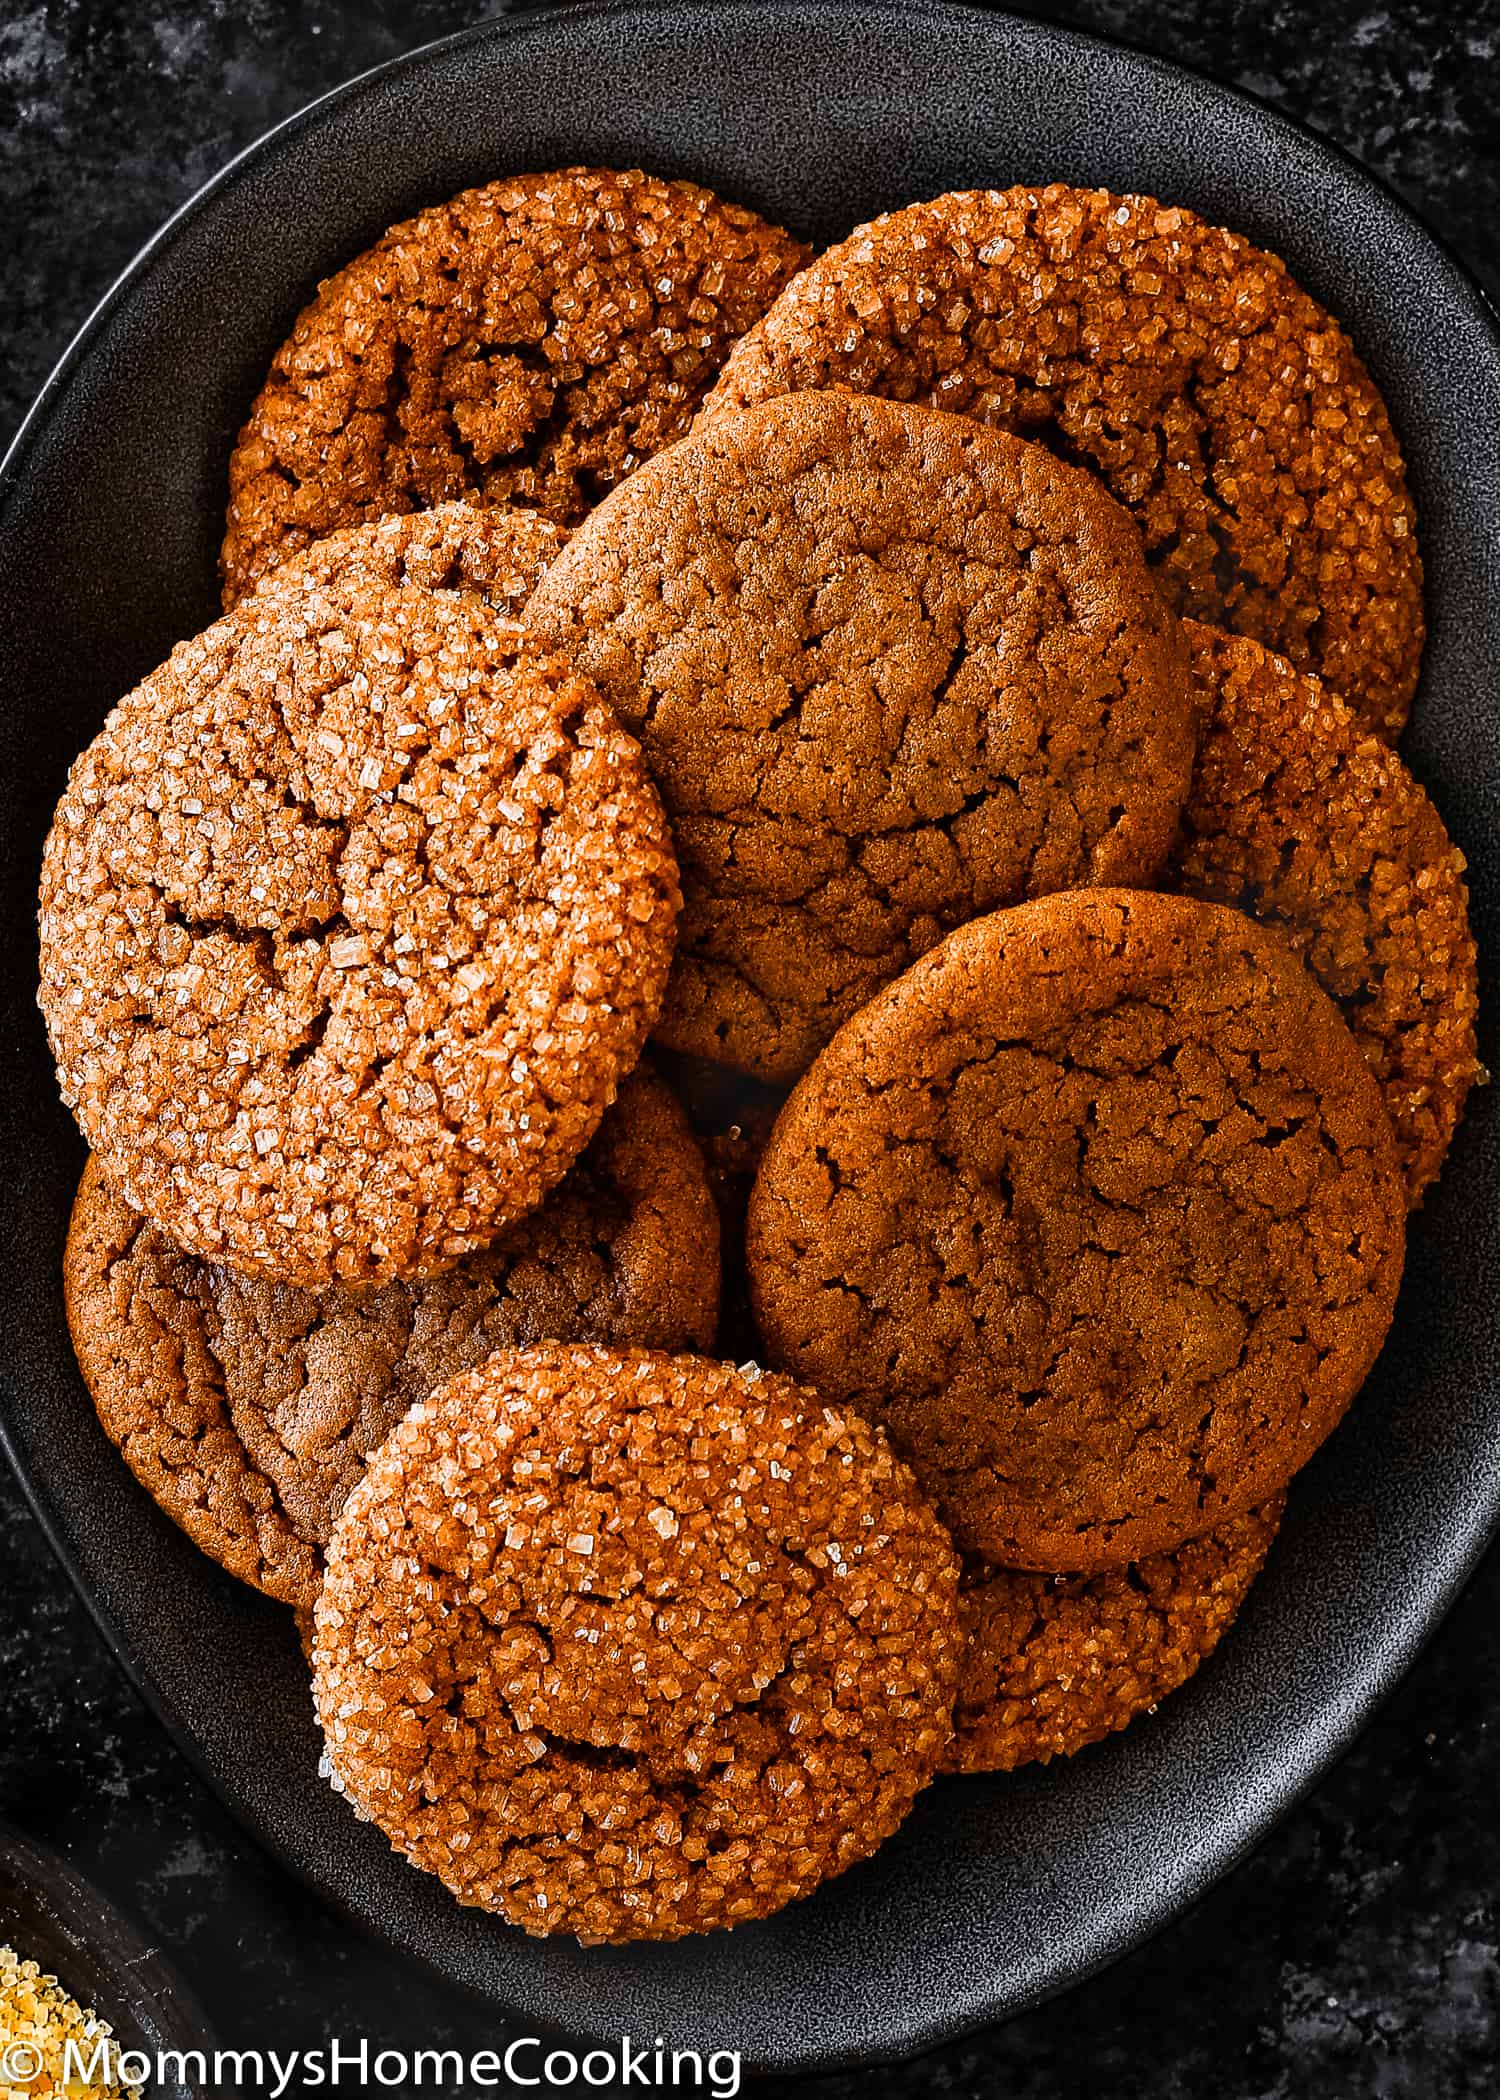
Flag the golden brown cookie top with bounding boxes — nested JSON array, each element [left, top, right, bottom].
[[221, 167, 811, 604], [313, 1343, 963, 1943], [747, 889, 1406, 1571], [703, 185, 1423, 736], [946, 1498, 1283, 1775], [527, 391, 1196, 1083], [39, 578, 680, 1286], [247, 500, 568, 614], [1171, 620, 1479, 1207], [215, 1065, 720, 1540]]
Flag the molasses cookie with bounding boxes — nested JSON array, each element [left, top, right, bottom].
[[313, 1343, 962, 1943], [703, 185, 1423, 736], [747, 890, 1405, 1572], [62, 1071, 719, 1606], [39, 579, 679, 1287], [221, 168, 811, 603], [526, 391, 1196, 1083], [945, 1498, 1283, 1774], [1172, 620, 1479, 1206], [217, 1065, 720, 1541], [250, 500, 567, 616], [63, 1155, 320, 1610]]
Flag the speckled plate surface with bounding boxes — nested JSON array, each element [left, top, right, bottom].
[[1, 0, 1497, 2072]]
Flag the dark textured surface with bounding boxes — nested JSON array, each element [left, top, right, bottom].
[[0, 1826, 213, 2099], [1, 1, 1498, 2093]]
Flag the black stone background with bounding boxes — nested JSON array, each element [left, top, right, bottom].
[[2, 2, 1498, 2095]]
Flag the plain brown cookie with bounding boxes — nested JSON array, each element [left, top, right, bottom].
[[63, 1154, 320, 1609], [39, 578, 679, 1287], [1171, 620, 1480, 1207], [702, 185, 1423, 737], [216, 1065, 720, 1541], [747, 890, 1406, 1572], [313, 1344, 962, 1943], [526, 391, 1196, 1083], [62, 1071, 719, 1609], [945, 1497, 1283, 1774], [221, 167, 811, 604], [249, 500, 568, 616]]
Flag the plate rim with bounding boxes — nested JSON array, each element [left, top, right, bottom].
[[6, 0, 1500, 506], [2, 0, 1498, 2069]]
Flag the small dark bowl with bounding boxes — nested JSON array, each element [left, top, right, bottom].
[[0, 1823, 213, 2100], [1, 0, 1498, 2074]]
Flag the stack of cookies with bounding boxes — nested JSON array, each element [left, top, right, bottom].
[[38, 168, 1480, 1945]]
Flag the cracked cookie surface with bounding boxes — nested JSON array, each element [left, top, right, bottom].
[[249, 499, 568, 615], [1171, 620, 1479, 1207], [63, 1154, 320, 1609], [747, 890, 1406, 1571], [63, 1070, 719, 1608], [38, 578, 680, 1286], [702, 185, 1423, 737], [217, 1064, 720, 1540], [313, 1342, 962, 1943], [526, 391, 1196, 1083], [946, 1496, 1283, 1774], [220, 167, 810, 605]]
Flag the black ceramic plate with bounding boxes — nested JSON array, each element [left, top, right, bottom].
[[1, 0, 1497, 2073]]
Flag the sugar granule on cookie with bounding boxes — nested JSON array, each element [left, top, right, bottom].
[[248, 500, 568, 617], [313, 1343, 962, 1943], [702, 184, 1423, 736], [946, 1498, 1284, 1774], [527, 391, 1196, 1083], [1172, 620, 1480, 1206], [64, 1070, 718, 1605], [221, 167, 811, 603], [216, 1064, 721, 1540], [748, 890, 1406, 1572], [39, 578, 680, 1286]]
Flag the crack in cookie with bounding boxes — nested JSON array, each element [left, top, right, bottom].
[[1170, 620, 1480, 1206], [62, 1069, 721, 1609], [312, 1343, 961, 1942], [747, 890, 1406, 1570], [527, 392, 1196, 1084], [39, 578, 680, 1284], [221, 169, 810, 604], [701, 185, 1423, 736]]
